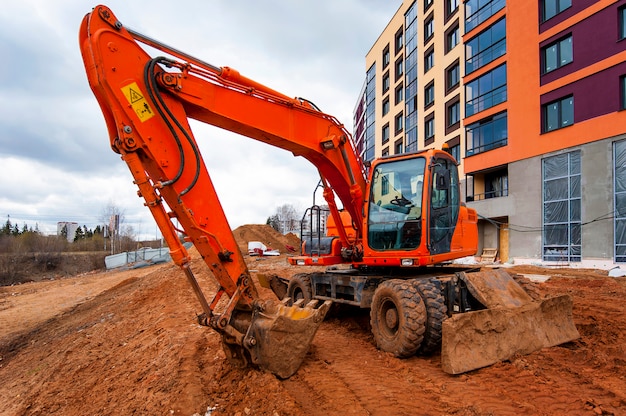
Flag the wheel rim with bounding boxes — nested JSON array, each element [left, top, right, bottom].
[[379, 298, 399, 338]]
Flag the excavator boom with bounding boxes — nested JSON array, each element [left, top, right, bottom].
[[79, 5, 335, 378]]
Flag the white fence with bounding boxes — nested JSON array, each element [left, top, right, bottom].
[[105, 247, 171, 270]]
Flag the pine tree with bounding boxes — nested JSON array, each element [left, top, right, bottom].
[[74, 226, 85, 242], [2, 217, 11, 235]]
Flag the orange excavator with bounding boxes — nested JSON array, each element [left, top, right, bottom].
[[79, 5, 579, 378]]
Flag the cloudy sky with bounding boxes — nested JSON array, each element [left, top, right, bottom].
[[0, 1, 395, 240]]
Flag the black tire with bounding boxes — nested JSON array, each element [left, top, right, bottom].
[[370, 279, 427, 358], [286, 274, 312, 306], [412, 278, 446, 355]]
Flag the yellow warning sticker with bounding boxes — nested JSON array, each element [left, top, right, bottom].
[[121, 82, 154, 122]]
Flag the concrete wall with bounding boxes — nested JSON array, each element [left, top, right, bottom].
[[580, 139, 614, 259], [508, 156, 543, 259]]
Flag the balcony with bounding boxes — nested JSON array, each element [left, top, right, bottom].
[[465, 111, 507, 157], [465, 85, 507, 117], [466, 187, 508, 202], [466, 138, 507, 157]]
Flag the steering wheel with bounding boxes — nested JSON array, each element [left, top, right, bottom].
[[390, 195, 412, 207]]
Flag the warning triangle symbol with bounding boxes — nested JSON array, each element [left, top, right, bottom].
[[129, 88, 144, 103]]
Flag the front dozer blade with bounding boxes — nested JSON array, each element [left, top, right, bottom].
[[441, 270, 579, 374], [245, 298, 332, 379]]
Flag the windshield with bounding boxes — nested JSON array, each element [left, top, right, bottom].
[[367, 157, 426, 250]]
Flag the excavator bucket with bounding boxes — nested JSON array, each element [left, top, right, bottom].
[[441, 270, 579, 374], [245, 298, 332, 379]]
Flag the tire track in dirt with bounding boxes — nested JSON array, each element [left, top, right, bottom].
[[285, 319, 447, 415]]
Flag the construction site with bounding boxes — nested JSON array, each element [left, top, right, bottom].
[[0, 224, 625, 415], [2, 4, 625, 415]]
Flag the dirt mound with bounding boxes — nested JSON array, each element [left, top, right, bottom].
[[1, 256, 625, 415], [232, 224, 301, 254]]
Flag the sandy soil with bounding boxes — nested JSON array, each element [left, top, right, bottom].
[[0, 227, 625, 415]]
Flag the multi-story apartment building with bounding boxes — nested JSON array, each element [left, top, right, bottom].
[[354, 0, 626, 267], [356, 0, 464, 164]]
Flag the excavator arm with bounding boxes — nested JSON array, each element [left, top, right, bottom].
[[79, 5, 346, 378]]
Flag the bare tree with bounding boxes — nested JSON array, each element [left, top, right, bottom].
[[101, 202, 126, 254], [272, 204, 301, 234]]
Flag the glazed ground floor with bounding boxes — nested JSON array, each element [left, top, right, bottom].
[[466, 133, 626, 270]]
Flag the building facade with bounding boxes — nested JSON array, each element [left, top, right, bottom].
[[355, 0, 626, 267], [57, 221, 79, 243]]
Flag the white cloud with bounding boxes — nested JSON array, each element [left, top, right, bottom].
[[0, 1, 394, 240]]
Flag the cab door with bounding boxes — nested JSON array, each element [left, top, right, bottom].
[[428, 157, 460, 254]]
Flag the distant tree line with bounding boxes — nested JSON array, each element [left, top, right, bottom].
[[0, 217, 124, 254], [57, 223, 106, 242]]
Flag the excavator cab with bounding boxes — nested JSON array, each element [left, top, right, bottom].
[[362, 150, 473, 264]]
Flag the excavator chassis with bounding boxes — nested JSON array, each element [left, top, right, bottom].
[[265, 267, 579, 374]]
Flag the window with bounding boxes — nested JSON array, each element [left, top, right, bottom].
[[382, 72, 390, 93], [466, 18, 506, 74], [365, 63, 376, 162], [621, 75, 626, 109], [395, 56, 404, 81], [383, 44, 390, 68], [465, 64, 507, 116], [620, 7, 626, 40], [484, 168, 508, 199], [446, 61, 460, 92], [406, 127, 418, 153], [425, 14, 435, 41], [446, 0, 460, 20], [466, 111, 507, 156], [542, 0, 572, 22], [395, 27, 404, 53], [394, 139, 403, 155], [395, 112, 404, 134], [543, 96, 574, 132], [424, 47, 435, 72], [542, 151, 581, 262], [425, 81, 435, 109], [407, 94, 417, 115], [382, 123, 390, 144], [465, 0, 505, 32], [395, 83, 404, 105], [382, 147, 389, 157], [450, 143, 460, 162], [382, 176, 389, 195], [425, 0, 433, 12], [542, 36, 572, 73], [614, 140, 626, 261], [368, 157, 426, 250], [425, 113, 435, 145], [382, 97, 390, 116], [446, 96, 461, 129], [445, 22, 460, 54]]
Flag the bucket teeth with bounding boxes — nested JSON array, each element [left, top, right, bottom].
[[244, 299, 332, 378]]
